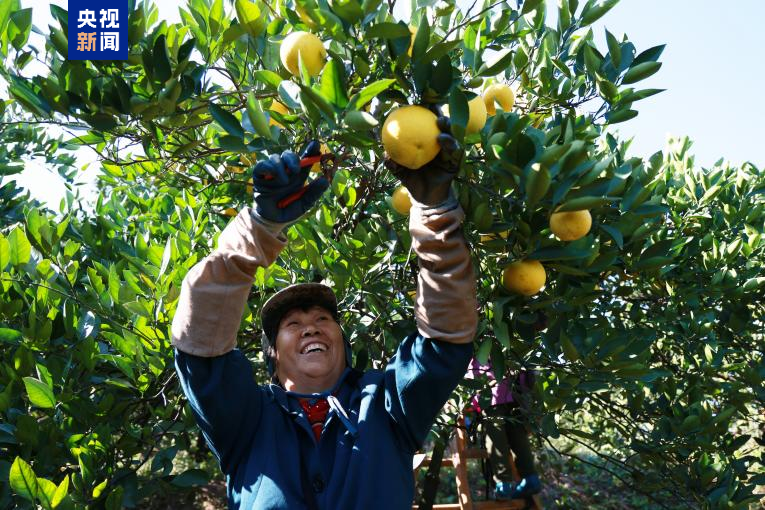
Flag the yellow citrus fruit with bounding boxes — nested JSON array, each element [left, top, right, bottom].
[[279, 31, 327, 77], [443, 96, 487, 134], [246, 178, 254, 194], [502, 260, 546, 296], [223, 207, 238, 217], [310, 143, 330, 173], [269, 101, 289, 128], [382, 105, 440, 170], [407, 26, 417, 56], [391, 186, 413, 215], [549, 209, 592, 241], [483, 83, 515, 116]]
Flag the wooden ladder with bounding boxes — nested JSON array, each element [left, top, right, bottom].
[[412, 418, 543, 510]]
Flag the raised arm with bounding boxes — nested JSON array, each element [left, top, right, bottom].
[[171, 142, 329, 356], [386, 114, 479, 344], [382, 115, 478, 450], [171, 143, 329, 472]]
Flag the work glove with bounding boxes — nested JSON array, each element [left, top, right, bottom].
[[252, 141, 329, 223], [384, 113, 463, 207]]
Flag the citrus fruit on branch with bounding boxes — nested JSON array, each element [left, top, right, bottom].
[[502, 260, 546, 296], [550, 209, 592, 241], [280, 31, 327, 77]]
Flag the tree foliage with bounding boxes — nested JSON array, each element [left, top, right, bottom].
[[0, 0, 763, 508]]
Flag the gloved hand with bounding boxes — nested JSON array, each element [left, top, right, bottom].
[[252, 141, 329, 223], [384, 114, 463, 207]]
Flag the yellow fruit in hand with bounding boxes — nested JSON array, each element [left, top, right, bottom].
[[269, 101, 289, 128], [550, 209, 592, 241], [443, 96, 487, 134], [391, 186, 413, 215], [502, 260, 546, 296], [280, 31, 327, 77], [382, 105, 440, 170], [483, 83, 515, 116]]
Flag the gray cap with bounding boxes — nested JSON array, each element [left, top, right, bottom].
[[261, 283, 338, 343]]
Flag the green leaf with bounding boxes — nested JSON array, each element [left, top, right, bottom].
[[9, 457, 38, 501], [525, 163, 551, 208], [596, 77, 618, 102], [209, 0, 224, 37], [580, 0, 619, 25], [599, 224, 623, 249], [475, 338, 492, 365], [8, 8, 32, 50], [560, 332, 580, 361], [366, 22, 410, 38], [8, 226, 31, 266], [236, 0, 267, 38], [346, 79, 395, 111], [253, 70, 283, 90], [605, 29, 620, 69], [246, 93, 272, 139], [557, 196, 617, 212], [209, 104, 245, 138], [37, 478, 57, 510], [447, 88, 468, 142], [343, 110, 378, 129], [582, 44, 602, 75], [8, 74, 51, 116], [521, 0, 544, 15], [0, 233, 9, 270], [298, 84, 336, 124], [218, 134, 248, 152], [152, 34, 172, 83], [320, 59, 349, 108], [606, 108, 638, 124], [530, 241, 595, 261], [425, 39, 461, 62], [0, 328, 22, 344], [412, 18, 430, 61], [622, 61, 662, 84], [477, 49, 514, 77], [632, 44, 665, 66], [618, 88, 664, 103], [171, 469, 211, 487], [23, 377, 56, 409]]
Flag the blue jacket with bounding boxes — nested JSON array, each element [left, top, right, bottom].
[[175, 332, 473, 510]]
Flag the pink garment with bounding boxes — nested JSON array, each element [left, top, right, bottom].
[[467, 358, 514, 412], [466, 359, 536, 413]]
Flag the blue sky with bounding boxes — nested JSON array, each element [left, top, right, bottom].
[[11, 0, 765, 205], [582, 0, 764, 169]]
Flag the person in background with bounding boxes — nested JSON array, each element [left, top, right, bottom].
[[467, 359, 542, 500]]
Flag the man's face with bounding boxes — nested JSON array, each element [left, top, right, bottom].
[[274, 305, 346, 393]]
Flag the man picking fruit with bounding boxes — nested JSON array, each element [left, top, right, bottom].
[[172, 116, 478, 509]]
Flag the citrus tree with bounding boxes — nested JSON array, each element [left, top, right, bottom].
[[1, 0, 763, 508]]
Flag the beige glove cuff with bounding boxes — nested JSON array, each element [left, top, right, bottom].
[[171, 208, 287, 357], [409, 202, 478, 344]]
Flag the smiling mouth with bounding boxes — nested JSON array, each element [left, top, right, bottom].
[[300, 342, 328, 354]]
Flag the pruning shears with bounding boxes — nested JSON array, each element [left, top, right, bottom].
[[274, 151, 338, 209]]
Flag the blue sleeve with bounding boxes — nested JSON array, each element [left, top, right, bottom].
[[174, 348, 264, 473], [384, 333, 473, 452]]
